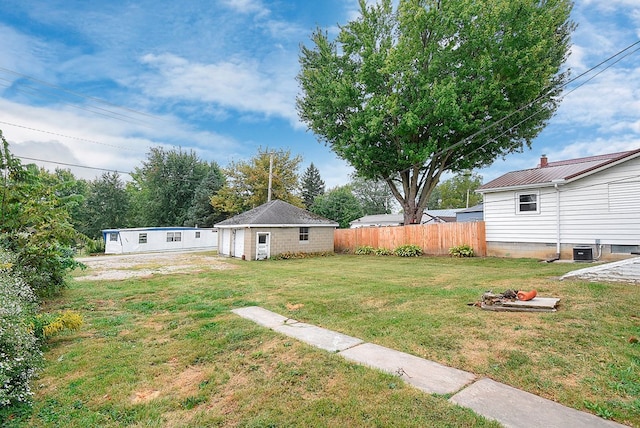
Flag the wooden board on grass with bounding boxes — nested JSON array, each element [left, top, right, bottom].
[[481, 297, 560, 312]]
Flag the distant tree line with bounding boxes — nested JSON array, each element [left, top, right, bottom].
[[8, 133, 483, 245]]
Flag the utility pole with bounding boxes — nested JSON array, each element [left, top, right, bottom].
[[267, 152, 273, 202]]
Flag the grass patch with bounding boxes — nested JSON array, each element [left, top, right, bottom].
[[9, 254, 640, 427]]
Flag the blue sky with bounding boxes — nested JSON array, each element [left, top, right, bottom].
[[1, 0, 639, 190]]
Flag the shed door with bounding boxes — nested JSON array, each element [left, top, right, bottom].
[[233, 229, 245, 258], [256, 232, 270, 260]]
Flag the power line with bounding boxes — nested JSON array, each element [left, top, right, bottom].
[[14, 155, 218, 185], [446, 42, 640, 169], [439, 39, 640, 163], [0, 120, 142, 152], [376, 38, 640, 182], [16, 155, 133, 175], [0, 79, 157, 127], [0, 66, 162, 122]]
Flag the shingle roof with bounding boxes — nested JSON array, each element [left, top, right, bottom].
[[215, 199, 338, 227], [478, 149, 640, 192]]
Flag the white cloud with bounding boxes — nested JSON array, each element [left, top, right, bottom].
[[0, 97, 242, 180], [219, 0, 270, 18], [315, 156, 354, 189], [551, 138, 640, 161], [137, 53, 300, 126], [556, 66, 640, 133], [0, 25, 50, 81]]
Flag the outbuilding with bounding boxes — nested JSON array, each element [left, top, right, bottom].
[[102, 227, 218, 254], [215, 199, 338, 260]]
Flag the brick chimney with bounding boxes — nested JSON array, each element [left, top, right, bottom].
[[540, 154, 548, 168]]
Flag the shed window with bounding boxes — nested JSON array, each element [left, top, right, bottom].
[[109, 232, 118, 242], [138, 233, 148, 244], [517, 192, 539, 213], [167, 232, 182, 242], [299, 227, 309, 241]]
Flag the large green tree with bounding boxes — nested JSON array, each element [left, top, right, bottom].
[[82, 172, 130, 238], [350, 173, 395, 215], [310, 186, 363, 229], [428, 171, 483, 209], [0, 131, 80, 296], [301, 162, 325, 208], [297, 0, 573, 224], [211, 148, 303, 217], [129, 147, 217, 227], [183, 166, 225, 227], [39, 168, 89, 231]]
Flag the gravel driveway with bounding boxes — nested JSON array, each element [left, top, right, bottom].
[[74, 251, 235, 281]]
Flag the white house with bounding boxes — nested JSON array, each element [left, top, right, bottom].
[[102, 227, 218, 254], [349, 209, 462, 228], [476, 150, 640, 261], [215, 199, 338, 260]]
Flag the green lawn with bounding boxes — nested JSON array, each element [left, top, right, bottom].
[[10, 255, 640, 427]]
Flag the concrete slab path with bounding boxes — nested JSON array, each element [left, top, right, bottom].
[[231, 306, 629, 427], [450, 378, 627, 428], [339, 342, 475, 395]]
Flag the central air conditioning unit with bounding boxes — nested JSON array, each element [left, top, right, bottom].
[[573, 246, 593, 261]]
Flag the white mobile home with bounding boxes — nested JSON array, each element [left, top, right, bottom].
[[102, 227, 218, 254]]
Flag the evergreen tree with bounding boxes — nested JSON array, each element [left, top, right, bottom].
[[82, 172, 130, 238], [301, 163, 325, 208], [183, 165, 225, 227]]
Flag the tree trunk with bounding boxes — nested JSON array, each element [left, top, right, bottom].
[[402, 203, 424, 225]]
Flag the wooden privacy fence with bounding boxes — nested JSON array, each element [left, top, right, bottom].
[[334, 221, 486, 256]]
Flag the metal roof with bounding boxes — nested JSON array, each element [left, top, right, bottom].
[[215, 199, 338, 228], [477, 149, 640, 192]]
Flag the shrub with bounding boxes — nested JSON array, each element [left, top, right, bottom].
[[394, 244, 423, 257], [0, 249, 42, 409], [271, 251, 334, 260], [82, 238, 105, 255], [374, 247, 394, 256], [355, 246, 375, 255], [449, 244, 475, 258], [32, 310, 84, 341]]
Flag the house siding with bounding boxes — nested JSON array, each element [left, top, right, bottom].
[[484, 189, 559, 243], [103, 228, 218, 254], [483, 155, 640, 260]]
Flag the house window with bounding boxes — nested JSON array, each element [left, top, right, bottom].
[[611, 245, 640, 254], [195, 231, 201, 239], [167, 232, 182, 242], [299, 227, 309, 241], [139, 233, 147, 244], [109, 232, 118, 242], [517, 192, 539, 213]]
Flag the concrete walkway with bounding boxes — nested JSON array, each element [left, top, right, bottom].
[[232, 306, 628, 428], [561, 256, 640, 284]]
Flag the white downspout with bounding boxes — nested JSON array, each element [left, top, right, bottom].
[[552, 179, 565, 259], [555, 183, 560, 257]]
